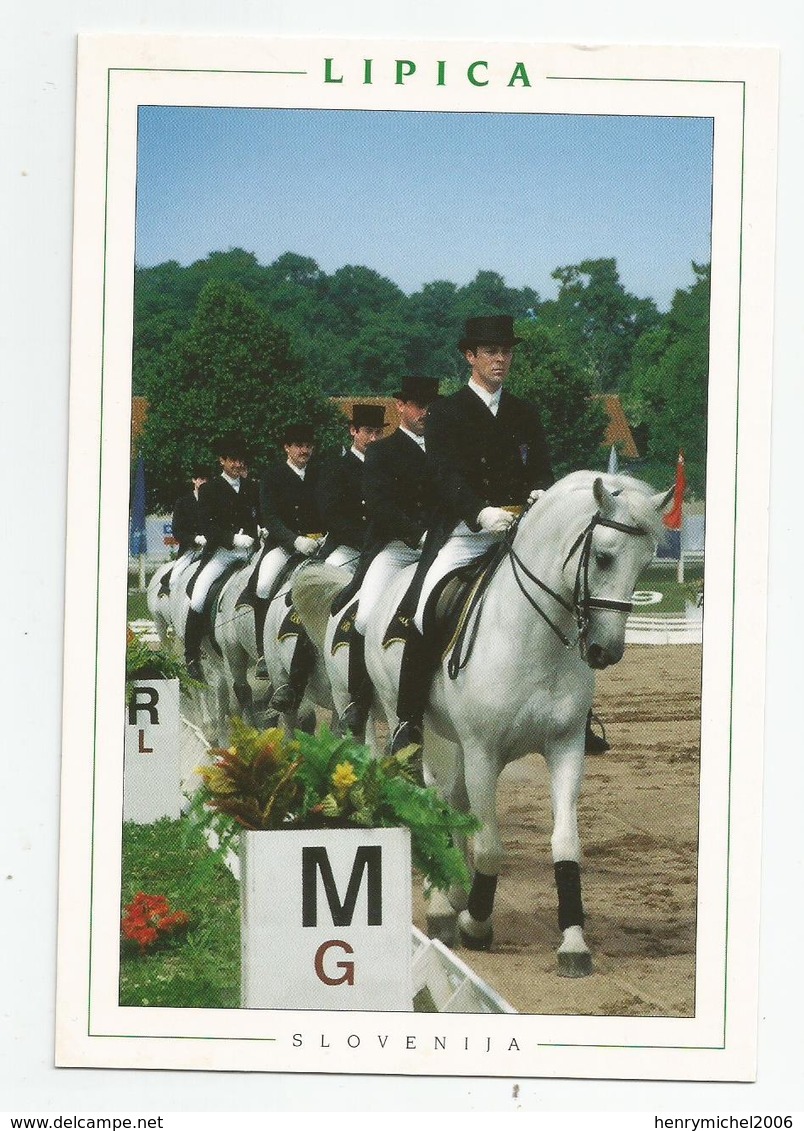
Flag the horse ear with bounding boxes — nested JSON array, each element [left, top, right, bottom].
[[652, 485, 675, 513], [593, 476, 616, 517]]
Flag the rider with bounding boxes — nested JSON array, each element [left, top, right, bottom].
[[389, 315, 555, 755], [339, 376, 440, 737], [158, 465, 210, 597], [254, 423, 326, 700], [316, 402, 387, 570], [184, 432, 259, 682]]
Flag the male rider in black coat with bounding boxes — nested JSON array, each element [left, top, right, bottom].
[[339, 376, 440, 737]]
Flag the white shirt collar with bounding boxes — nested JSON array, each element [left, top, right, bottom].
[[350, 445, 365, 462], [287, 459, 306, 480], [468, 378, 502, 416], [222, 471, 240, 491], [399, 425, 426, 450]]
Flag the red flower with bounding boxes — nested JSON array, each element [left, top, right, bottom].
[[121, 892, 190, 952]]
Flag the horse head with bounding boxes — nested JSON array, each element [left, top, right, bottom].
[[576, 475, 673, 668]]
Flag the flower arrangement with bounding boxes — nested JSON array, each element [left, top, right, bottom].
[[121, 891, 190, 953], [193, 718, 480, 893]]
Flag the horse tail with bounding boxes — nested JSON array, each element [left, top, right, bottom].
[[292, 563, 352, 653]]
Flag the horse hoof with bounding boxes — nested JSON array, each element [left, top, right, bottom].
[[457, 911, 493, 951], [426, 913, 458, 948], [557, 950, 593, 978]]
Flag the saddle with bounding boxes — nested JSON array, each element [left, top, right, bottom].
[[201, 561, 245, 656], [381, 544, 502, 655]]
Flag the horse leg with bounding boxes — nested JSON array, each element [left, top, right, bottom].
[[456, 743, 503, 952], [547, 742, 593, 977]]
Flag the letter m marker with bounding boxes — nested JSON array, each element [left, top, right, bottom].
[[302, 846, 382, 926]]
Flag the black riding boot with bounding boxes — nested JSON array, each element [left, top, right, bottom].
[[270, 628, 316, 713], [339, 631, 373, 738], [184, 608, 206, 683], [253, 597, 270, 679], [390, 626, 434, 756]]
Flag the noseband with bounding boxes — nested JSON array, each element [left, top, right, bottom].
[[506, 509, 649, 659]]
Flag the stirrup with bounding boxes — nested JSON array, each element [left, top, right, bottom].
[[390, 720, 423, 757], [254, 655, 269, 680], [270, 683, 301, 713], [186, 658, 205, 683], [340, 701, 369, 737], [585, 713, 610, 754]]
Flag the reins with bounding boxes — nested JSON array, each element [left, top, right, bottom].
[[447, 500, 649, 678]]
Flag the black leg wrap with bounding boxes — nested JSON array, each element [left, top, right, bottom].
[[290, 628, 316, 688], [467, 871, 498, 922], [396, 628, 434, 726], [347, 631, 372, 707], [253, 598, 269, 659], [554, 860, 585, 930], [233, 682, 253, 708]]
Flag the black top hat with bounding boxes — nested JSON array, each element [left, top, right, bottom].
[[458, 315, 523, 352], [214, 431, 250, 460], [394, 375, 440, 404], [349, 403, 388, 430], [282, 421, 316, 446]]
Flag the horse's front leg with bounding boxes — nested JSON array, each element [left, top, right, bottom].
[[456, 742, 504, 952], [546, 737, 593, 977]]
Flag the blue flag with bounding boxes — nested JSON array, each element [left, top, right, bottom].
[[129, 453, 147, 556]]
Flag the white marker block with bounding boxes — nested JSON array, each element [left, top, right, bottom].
[[124, 678, 181, 823]]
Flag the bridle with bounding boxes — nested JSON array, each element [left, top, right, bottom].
[[447, 500, 650, 678], [507, 510, 650, 659]]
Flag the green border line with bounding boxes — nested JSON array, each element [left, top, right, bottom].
[[88, 63, 745, 1057]]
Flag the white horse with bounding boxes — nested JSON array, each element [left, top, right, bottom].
[[212, 554, 338, 735], [146, 554, 234, 742], [294, 471, 672, 976]]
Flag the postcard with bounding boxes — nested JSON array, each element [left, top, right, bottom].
[[56, 33, 778, 1080]]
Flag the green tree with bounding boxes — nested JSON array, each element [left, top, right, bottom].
[[138, 280, 342, 510], [539, 258, 660, 392], [507, 319, 609, 476], [621, 263, 710, 493]]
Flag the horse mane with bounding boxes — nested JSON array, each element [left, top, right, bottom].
[[535, 470, 667, 545]]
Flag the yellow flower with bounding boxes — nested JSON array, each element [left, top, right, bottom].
[[331, 761, 358, 792]]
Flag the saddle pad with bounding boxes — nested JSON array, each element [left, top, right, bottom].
[[330, 599, 359, 655], [277, 604, 304, 643], [205, 562, 245, 655]]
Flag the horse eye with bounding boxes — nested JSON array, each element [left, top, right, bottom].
[[595, 551, 613, 570]]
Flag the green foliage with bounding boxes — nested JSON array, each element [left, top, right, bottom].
[[540, 258, 661, 392], [138, 278, 343, 509], [119, 818, 240, 1008], [132, 248, 710, 500], [507, 319, 609, 475], [194, 720, 479, 892], [621, 263, 710, 494], [125, 630, 198, 694]]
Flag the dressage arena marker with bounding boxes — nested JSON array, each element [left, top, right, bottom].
[[179, 712, 515, 1014], [123, 678, 181, 823]]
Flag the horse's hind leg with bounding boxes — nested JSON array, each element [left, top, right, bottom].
[[547, 740, 593, 977]]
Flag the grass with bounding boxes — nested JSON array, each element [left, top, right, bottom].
[[120, 818, 240, 1008], [127, 588, 152, 622]]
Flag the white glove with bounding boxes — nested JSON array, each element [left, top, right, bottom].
[[233, 532, 254, 550], [477, 506, 515, 533], [527, 489, 545, 506], [194, 534, 207, 547], [294, 535, 320, 556]]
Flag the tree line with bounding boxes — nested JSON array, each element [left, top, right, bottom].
[[133, 249, 710, 511]]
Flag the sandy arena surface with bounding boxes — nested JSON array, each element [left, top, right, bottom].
[[411, 643, 702, 1017]]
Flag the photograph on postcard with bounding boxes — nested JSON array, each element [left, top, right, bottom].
[[57, 37, 777, 1079]]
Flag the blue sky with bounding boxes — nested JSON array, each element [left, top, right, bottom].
[[135, 106, 713, 310]]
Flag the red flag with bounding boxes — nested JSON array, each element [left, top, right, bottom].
[[663, 451, 686, 530]]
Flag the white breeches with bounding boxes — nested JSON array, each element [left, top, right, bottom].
[[414, 522, 503, 633], [256, 546, 291, 599], [355, 540, 420, 634], [169, 549, 200, 597], [324, 544, 360, 574], [190, 547, 248, 612]]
